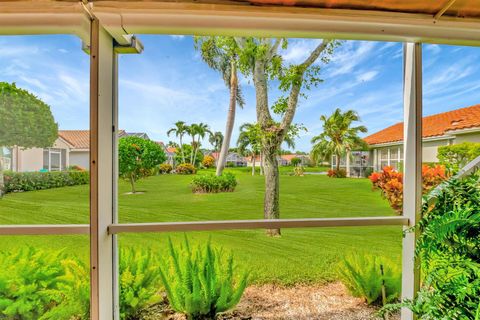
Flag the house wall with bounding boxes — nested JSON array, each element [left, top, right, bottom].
[[422, 139, 451, 163], [454, 132, 480, 143], [17, 148, 44, 172], [69, 151, 90, 170]]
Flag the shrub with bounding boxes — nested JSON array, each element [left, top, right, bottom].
[[3, 170, 89, 194], [158, 237, 249, 320], [338, 253, 401, 305], [158, 163, 173, 174], [327, 168, 347, 178], [175, 145, 203, 167], [191, 173, 237, 193], [293, 166, 304, 176], [437, 142, 480, 172], [175, 163, 197, 175], [67, 165, 85, 171], [119, 248, 162, 320], [0, 248, 89, 320], [381, 172, 480, 319], [202, 155, 215, 168], [290, 157, 302, 167], [369, 165, 447, 213]]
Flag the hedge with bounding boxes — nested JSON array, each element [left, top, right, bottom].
[[4, 170, 89, 193]]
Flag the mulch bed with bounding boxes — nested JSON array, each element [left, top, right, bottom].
[[139, 282, 399, 320]]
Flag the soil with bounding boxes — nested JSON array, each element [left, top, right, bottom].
[[139, 282, 399, 320]]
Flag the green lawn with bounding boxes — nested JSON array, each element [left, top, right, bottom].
[[0, 167, 402, 285]]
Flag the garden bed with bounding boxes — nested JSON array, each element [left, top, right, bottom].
[[140, 282, 397, 320]]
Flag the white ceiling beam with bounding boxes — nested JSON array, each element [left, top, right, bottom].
[[92, 2, 480, 46]]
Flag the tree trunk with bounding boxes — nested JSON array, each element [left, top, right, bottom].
[[251, 154, 256, 176], [336, 153, 341, 172], [346, 150, 351, 177], [259, 152, 264, 176], [129, 174, 136, 194], [0, 147, 4, 198], [216, 60, 238, 176], [179, 136, 185, 163], [263, 146, 280, 236]]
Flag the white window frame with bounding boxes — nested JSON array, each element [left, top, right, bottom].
[[44, 148, 63, 171], [1, 5, 480, 320]]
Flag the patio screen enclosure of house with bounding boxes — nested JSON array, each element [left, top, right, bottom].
[[1, 2, 480, 319]]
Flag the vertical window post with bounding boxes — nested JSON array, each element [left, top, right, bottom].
[[90, 17, 116, 320], [401, 42, 422, 320]]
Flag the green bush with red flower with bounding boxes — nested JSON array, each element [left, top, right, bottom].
[[369, 165, 447, 214]]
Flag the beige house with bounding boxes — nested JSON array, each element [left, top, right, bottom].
[[366, 104, 480, 171], [3, 130, 90, 172], [333, 104, 480, 176]]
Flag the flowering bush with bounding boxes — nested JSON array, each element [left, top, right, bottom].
[[369, 165, 447, 214], [158, 163, 173, 174], [202, 155, 215, 168], [327, 169, 347, 178], [175, 163, 196, 175]]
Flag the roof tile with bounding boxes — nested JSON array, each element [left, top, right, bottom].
[[364, 104, 480, 145]]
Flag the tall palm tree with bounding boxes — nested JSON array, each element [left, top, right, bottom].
[[194, 37, 244, 176], [310, 108, 367, 172], [167, 121, 189, 163], [209, 131, 224, 153]]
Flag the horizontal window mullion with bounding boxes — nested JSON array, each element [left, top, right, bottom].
[[0, 224, 89, 235], [109, 216, 409, 234]]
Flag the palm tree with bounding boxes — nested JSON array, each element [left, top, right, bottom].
[[194, 37, 244, 176], [209, 131, 224, 153], [237, 123, 261, 176], [167, 121, 189, 163], [310, 108, 368, 172], [189, 122, 212, 165]]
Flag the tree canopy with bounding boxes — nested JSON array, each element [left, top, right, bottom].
[[118, 136, 166, 193], [311, 108, 367, 171], [0, 82, 58, 148]]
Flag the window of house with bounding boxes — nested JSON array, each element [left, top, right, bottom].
[[380, 149, 389, 169], [43, 148, 65, 171]]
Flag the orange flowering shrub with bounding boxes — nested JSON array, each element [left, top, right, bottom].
[[327, 169, 347, 178], [369, 165, 447, 214]]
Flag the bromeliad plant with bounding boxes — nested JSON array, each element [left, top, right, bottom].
[[158, 237, 249, 320]]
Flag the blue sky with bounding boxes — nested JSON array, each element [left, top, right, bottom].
[[1, 35, 480, 151]]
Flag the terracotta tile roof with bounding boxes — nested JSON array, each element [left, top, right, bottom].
[[364, 104, 480, 145], [166, 147, 177, 153], [58, 130, 90, 149]]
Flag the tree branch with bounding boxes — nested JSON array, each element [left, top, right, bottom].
[[234, 37, 247, 49], [267, 38, 282, 60], [280, 40, 331, 132]]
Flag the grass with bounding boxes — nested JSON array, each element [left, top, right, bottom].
[[0, 167, 401, 285]]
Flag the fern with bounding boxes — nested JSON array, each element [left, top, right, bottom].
[[386, 172, 480, 319], [119, 247, 162, 320], [338, 253, 401, 305], [158, 236, 249, 320]]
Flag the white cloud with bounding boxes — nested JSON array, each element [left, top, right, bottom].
[[356, 70, 378, 82], [281, 39, 321, 64], [326, 41, 377, 77], [170, 35, 186, 40]]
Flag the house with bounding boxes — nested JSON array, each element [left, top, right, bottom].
[[4, 130, 152, 172], [4, 130, 89, 172], [210, 152, 247, 167], [333, 104, 480, 176], [366, 104, 480, 171], [164, 146, 177, 166], [280, 154, 311, 166]]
